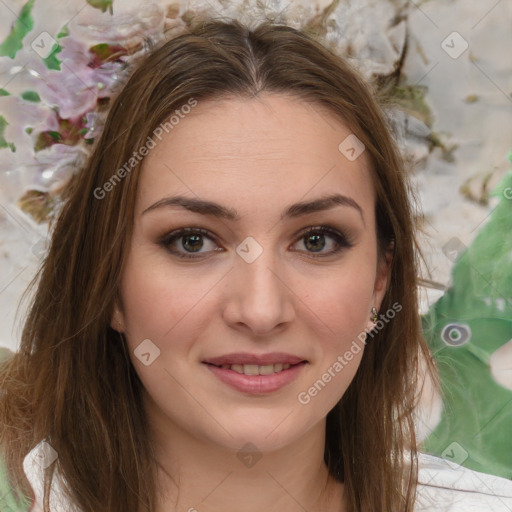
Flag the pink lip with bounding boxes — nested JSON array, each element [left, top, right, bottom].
[[202, 352, 306, 366], [204, 361, 307, 394]]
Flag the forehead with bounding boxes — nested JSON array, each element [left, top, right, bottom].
[[136, 93, 376, 223]]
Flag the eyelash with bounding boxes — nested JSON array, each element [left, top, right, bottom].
[[159, 226, 354, 260]]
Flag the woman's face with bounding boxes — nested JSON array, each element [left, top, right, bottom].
[[114, 93, 390, 452]]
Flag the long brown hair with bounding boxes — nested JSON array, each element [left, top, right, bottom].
[[0, 16, 439, 512]]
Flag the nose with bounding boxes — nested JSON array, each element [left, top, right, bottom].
[[221, 241, 295, 337]]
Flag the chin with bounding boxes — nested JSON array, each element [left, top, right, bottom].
[[201, 409, 323, 455]]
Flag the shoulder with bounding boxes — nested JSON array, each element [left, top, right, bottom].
[[415, 451, 512, 511], [23, 442, 512, 512]]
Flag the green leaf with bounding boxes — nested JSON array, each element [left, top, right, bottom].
[[0, 115, 16, 152], [86, 0, 113, 14], [0, 0, 35, 58], [42, 44, 62, 70], [21, 90, 40, 102], [0, 89, 10, 96], [89, 43, 126, 69], [39, 25, 68, 70], [34, 131, 59, 151], [57, 25, 69, 39], [90, 43, 110, 61]]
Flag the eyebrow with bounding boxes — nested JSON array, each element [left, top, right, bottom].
[[142, 193, 365, 224]]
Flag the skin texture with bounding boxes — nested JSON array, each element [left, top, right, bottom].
[[112, 93, 390, 512]]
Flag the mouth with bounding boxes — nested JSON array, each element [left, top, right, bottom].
[[202, 352, 309, 395], [203, 361, 305, 375], [201, 352, 308, 394], [202, 352, 307, 373]]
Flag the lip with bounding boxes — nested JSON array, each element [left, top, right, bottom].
[[202, 352, 306, 366], [204, 361, 307, 394]]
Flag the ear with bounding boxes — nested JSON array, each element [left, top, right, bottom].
[[110, 299, 126, 333], [371, 240, 394, 319]]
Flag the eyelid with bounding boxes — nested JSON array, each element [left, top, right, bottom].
[[159, 225, 354, 259], [294, 225, 354, 246], [289, 225, 354, 258], [158, 227, 221, 259]]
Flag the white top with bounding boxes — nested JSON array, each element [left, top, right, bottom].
[[415, 452, 512, 511], [22, 442, 512, 511]]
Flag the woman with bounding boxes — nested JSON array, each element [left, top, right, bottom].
[[1, 17, 511, 512]]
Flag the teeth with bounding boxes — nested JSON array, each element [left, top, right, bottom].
[[244, 364, 260, 376], [258, 364, 275, 375], [219, 363, 296, 375]]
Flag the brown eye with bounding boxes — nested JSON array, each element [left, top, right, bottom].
[[160, 228, 221, 259], [292, 226, 353, 257], [159, 225, 353, 261]]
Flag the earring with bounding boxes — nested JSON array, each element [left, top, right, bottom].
[[371, 307, 378, 323]]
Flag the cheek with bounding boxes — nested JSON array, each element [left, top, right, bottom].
[[118, 249, 217, 345], [295, 269, 373, 414], [305, 253, 377, 339], [296, 250, 376, 408], [324, 273, 373, 320]]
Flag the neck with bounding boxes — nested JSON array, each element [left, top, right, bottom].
[[145, 400, 345, 512]]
